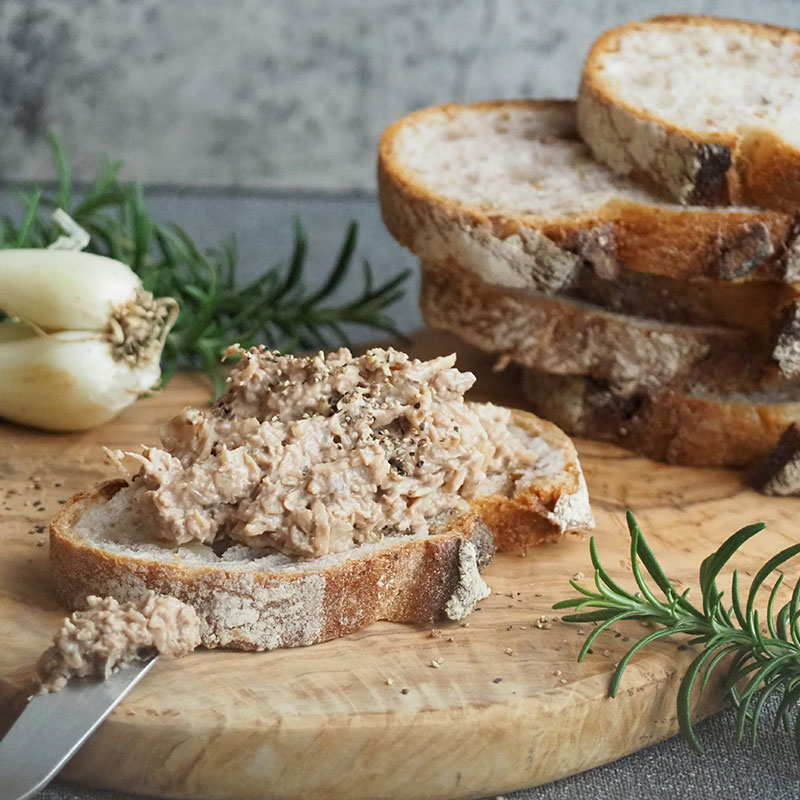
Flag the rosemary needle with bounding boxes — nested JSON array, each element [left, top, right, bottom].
[[554, 511, 800, 759], [0, 132, 410, 397]]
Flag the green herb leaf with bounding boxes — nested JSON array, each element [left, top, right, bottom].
[[555, 514, 800, 759], [1, 133, 410, 395]]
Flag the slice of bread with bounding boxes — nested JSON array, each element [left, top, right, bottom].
[[573, 267, 800, 335], [578, 15, 800, 211], [520, 368, 800, 468], [49, 407, 593, 651], [419, 258, 780, 395], [378, 98, 800, 292]]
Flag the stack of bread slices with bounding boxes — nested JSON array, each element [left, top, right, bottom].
[[378, 14, 800, 469]]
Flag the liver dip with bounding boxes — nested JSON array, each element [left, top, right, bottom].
[[114, 347, 543, 558]]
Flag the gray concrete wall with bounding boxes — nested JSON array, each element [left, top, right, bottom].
[[2, 0, 799, 192]]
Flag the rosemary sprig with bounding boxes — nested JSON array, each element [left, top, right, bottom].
[[0, 133, 410, 396], [554, 511, 800, 758]]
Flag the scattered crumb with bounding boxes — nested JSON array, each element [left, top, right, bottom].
[[492, 677, 502, 684], [504, 648, 514, 656], [572, 571, 585, 580], [447, 636, 454, 643], [603, 649, 611, 657], [385, 677, 394, 686], [559, 678, 567, 684], [430, 659, 442, 669], [401, 688, 409, 695], [494, 353, 512, 372], [429, 628, 442, 639], [519, 625, 527, 630], [553, 669, 562, 677], [577, 628, 585, 636], [460, 622, 470, 628]]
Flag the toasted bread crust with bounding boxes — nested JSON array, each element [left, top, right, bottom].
[[521, 369, 800, 468], [578, 15, 800, 211], [378, 99, 797, 285], [419, 258, 777, 395], [481, 409, 593, 552], [49, 408, 592, 649], [572, 267, 800, 335]]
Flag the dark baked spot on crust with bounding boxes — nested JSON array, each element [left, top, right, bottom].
[[576, 223, 621, 280], [772, 301, 800, 378], [689, 142, 732, 205], [715, 222, 773, 279]]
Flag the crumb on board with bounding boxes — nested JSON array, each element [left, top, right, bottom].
[[385, 677, 394, 686], [429, 628, 442, 639]]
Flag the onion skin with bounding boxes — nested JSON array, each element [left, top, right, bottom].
[[0, 249, 142, 331], [0, 332, 160, 431]]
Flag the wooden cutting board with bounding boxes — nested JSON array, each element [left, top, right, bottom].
[[1, 331, 798, 800]]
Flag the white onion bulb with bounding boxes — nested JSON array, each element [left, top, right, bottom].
[[0, 249, 177, 431]]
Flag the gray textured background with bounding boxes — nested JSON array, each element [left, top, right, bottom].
[[1, 0, 800, 192]]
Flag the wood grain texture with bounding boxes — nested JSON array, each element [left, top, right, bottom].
[[1, 331, 799, 800]]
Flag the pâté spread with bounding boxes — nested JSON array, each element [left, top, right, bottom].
[[37, 592, 201, 692], [113, 346, 540, 558]]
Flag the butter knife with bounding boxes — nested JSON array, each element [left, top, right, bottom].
[[0, 655, 158, 800]]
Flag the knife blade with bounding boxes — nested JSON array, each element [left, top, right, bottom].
[[0, 655, 158, 800]]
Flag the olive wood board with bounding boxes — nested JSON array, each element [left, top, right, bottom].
[[1, 331, 798, 800]]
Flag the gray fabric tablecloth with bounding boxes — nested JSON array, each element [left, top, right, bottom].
[[4, 188, 798, 799], [35, 703, 800, 799]]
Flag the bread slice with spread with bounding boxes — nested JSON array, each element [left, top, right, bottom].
[[578, 15, 800, 212], [49, 346, 593, 651]]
